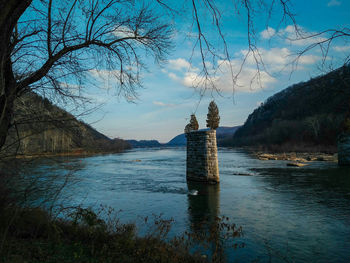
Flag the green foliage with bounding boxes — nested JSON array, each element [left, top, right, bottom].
[[206, 101, 220, 130]]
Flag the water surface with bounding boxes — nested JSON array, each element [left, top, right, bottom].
[[18, 148, 350, 262]]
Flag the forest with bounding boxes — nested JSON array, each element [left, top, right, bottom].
[[222, 65, 350, 152]]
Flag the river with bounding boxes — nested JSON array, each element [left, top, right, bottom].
[[16, 147, 350, 262]]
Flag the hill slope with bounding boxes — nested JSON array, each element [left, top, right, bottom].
[[167, 126, 241, 146], [126, 139, 163, 148], [229, 65, 350, 151], [3, 92, 131, 156]]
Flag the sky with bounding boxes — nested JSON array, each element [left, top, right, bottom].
[[71, 0, 350, 143]]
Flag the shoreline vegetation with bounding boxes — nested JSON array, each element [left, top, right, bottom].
[[13, 145, 338, 164], [0, 206, 204, 263], [13, 148, 128, 159], [0, 202, 242, 263]]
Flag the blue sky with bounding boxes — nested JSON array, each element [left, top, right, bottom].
[[76, 0, 350, 143]]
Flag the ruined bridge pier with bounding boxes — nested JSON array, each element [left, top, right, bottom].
[[186, 130, 219, 183]]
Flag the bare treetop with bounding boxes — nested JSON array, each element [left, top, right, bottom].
[[185, 114, 199, 133], [1, 0, 350, 152], [12, 0, 173, 100], [1, 0, 174, 149]]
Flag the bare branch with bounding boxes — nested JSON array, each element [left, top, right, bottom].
[[47, 0, 53, 57]]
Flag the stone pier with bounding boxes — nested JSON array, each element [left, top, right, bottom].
[[186, 130, 219, 183]]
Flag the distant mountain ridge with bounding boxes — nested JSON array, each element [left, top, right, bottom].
[[126, 126, 240, 148], [126, 139, 163, 148], [166, 126, 241, 147], [229, 65, 350, 151], [166, 133, 186, 146], [4, 92, 131, 156]]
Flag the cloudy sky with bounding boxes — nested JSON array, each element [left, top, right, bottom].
[[77, 0, 350, 143]]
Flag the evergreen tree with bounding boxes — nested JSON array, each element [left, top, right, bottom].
[[206, 101, 220, 129]]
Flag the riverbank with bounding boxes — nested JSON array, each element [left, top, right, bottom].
[[12, 148, 129, 159], [3, 147, 349, 262], [252, 152, 338, 163], [0, 171, 240, 263], [0, 205, 206, 263]]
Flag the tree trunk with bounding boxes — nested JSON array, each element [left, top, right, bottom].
[[0, 72, 16, 150], [0, 0, 32, 151]]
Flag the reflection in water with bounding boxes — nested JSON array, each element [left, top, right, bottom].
[[251, 166, 350, 210], [9, 157, 86, 207], [14, 148, 350, 262], [187, 181, 220, 231], [187, 181, 239, 261]]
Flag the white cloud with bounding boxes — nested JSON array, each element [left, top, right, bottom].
[[84, 93, 111, 104], [88, 68, 138, 90], [89, 69, 120, 79], [215, 60, 277, 92], [58, 82, 81, 91], [88, 69, 121, 90], [334, 45, 350, 52], [182, 71, 203, 87], [242, 47, 319, 72], [164, 46, 320, 94], [113, 25, 135, 38], [168, 72, 180, 82], [152, 101, 175, 107], [261, 25, 327, 47], [242, 48, 291, 71], [165, 57, 277, 93], [327, 0, 341, 6], [260, 27, 276, 39], [278, 25, 327, 47], [298, 54, 319, 64], [168, 58, 191, 71]]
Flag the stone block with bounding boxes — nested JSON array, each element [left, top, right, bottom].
[[186, 130, 219, 183]]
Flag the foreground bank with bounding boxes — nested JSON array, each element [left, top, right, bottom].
[[0, 205, 206, 262]]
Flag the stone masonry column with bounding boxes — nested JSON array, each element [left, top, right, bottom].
[[186, 130, 219, 183]]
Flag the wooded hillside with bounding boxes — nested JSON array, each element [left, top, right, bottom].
[[3, 92, 131, 157], [227, 65, 350, 152]]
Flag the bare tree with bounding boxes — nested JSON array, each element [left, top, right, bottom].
[[1, 0, 349, 152], [185, 114, 199, 133], [0, 0, 173, 151]]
